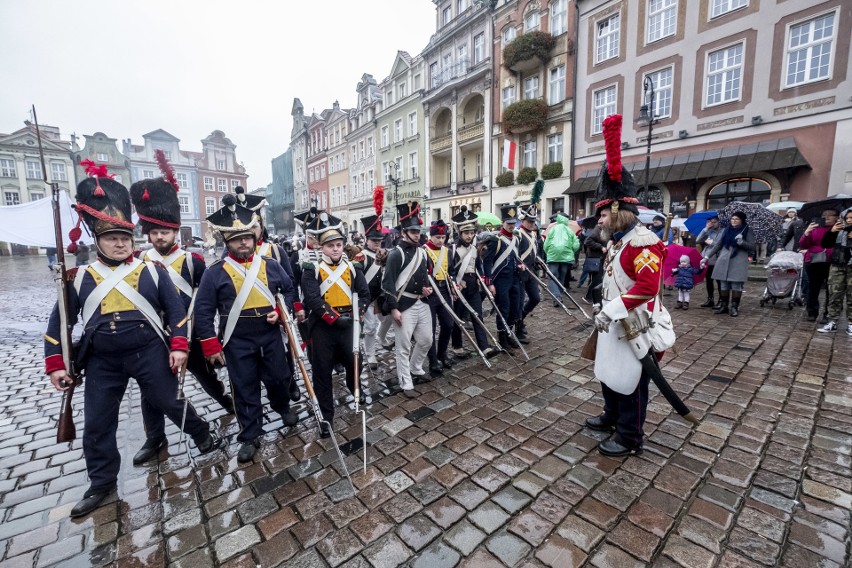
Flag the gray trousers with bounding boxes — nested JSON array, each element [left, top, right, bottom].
[[393, 300, 432, 390]]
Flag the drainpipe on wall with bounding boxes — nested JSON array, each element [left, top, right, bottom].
[[569, 0, 581, 217]]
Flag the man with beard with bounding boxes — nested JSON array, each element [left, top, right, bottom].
[[299, 227, 370, 437], [194, 196, 298, 462], [381, 202, 433, 395], [586, 115, 670, 457], [45, 164, 220, 517], [449, 206, 498, 358], [128, 174, 234, 466]]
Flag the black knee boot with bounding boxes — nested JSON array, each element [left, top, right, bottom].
[[714, 293, 729, 314], [729, 291, 742, 317]]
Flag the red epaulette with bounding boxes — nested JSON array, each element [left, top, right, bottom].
[[150, 260, 166, 269], [191, 252, 205, 263], [133, 249, 143, 258]]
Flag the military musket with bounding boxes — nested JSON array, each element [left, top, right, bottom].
[[352, 292, 367, 474], [34, 105, 81, 443], [426, 274, 493, 369], [475, 269, 530, 361]]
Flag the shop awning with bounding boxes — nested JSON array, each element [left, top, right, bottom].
[[566, 137, 810, 195]]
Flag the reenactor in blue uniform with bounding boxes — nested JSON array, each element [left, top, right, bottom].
[[424, 220, 456, 373], [194, 196, 298, 462], [358, 213, 388, 371], [482, 205, 523, 349], [299, 226, 370, 436], [381, 202, 434, 395], [449, 206, 499, 358], [45, 169, 219, 518], [514, 204, 543, 344], [128, 175, 234, 465]]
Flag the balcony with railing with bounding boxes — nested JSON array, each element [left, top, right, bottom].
[[431, 58, 470, 90], [457, 121, 484, 144], [430, 133, 453, 153]]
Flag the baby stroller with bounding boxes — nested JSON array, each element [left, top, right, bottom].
[[759, 251, 804, 309]]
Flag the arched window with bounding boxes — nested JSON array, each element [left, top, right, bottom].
[[644, 185, 664, 212], [706, 178, 771, 210]]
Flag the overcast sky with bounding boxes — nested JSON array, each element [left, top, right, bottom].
[[1, 0, 437, 188]]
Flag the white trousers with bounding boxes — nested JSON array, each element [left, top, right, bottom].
[[377, 311, 395, 346], [394, 300, 433, 390], [363, 304, 380, 363]]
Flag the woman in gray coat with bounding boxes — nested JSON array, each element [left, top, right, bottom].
[[700, 211, 756, 317]]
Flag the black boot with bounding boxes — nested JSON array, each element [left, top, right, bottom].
[[70, 485, 116, 518], [132, 437, 167, 465], [288, 378, 300, 402], [514, 322, 530, 344], [505, 327, 521, 348], [498, 331, 511, 350], [237, 438, 260, 462], [714, 294, 729, 314], [729, 291, 741, 317], [700, 297, 715, 308]]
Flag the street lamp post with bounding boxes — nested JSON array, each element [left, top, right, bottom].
[[635, 76, 656, 207], [386, 161, 402, 227]]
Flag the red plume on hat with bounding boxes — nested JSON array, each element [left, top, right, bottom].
[[155, 149, 179, 192], [603, 115, 623, 183], [594, 114, 639, 214], [373, 185, 384, 217], [79, 159, 115, 197]]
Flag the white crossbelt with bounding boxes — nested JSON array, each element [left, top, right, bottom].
[[362, 249, 382, 283], [426, 246, 448, 279], [78, 259, 167, 342], [222, 255, 276, 347], [456, 240, 478, 276], [493, 234, 517, 275], [144, 248, 193, 298], [318, 261, 353, 300], [395, 247, 425, 299], [517, 230, 536, 262]]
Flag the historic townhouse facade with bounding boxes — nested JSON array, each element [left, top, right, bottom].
[[346, 74, 382, 225], [306, 110, 331, 217], [491, 0, 576, 221], [570, 0, 852, 218], [325, 102, 352, 232], [376, 51, 427, 228], [73, 132, 131, 188], [194, 130, 248, 238], [422, 0, 495, 222], [267, 149, 295, 235], [290, 99, 310, 215], [124, 129, 201, 242]]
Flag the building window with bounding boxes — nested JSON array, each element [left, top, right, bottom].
[[351, 144, 357, 162], [381, 126, 389, 148], [0, 159, 15, 178], [394, 157, 403, 176], [547, 134, 563, 164], [430, 62, 439, 88], [206, 198, 216, 215], [408, 112, 418, 137], [551, 0, 568, 35], [647, 0, 677, 43], [143, 169, 155, 179], [458, 44, 468, 73], [96, 152, 109, 162], [524, 76, 540, 99], [473, 33, 485, 64], [351, 175, 358, 196], [398, 82, 407, 99], [502, 26, 516, 45], [442, 6, 451, 26], [4, 191, 20, 206], [595, 14, 620, 63], [548, 65, 565, 105], [457, 0, 468, 13], [414, 74, 422, 90], [645, 67, 674, 119], [179, 195, 190, 214], [30, 191, 45, 201], [368, 170, 374, 190], [382, 161, 389, 182], [218, 178, 227, 192], [409, 152, 418, 179], [523, 141, 537, 168], [367, 136, 374, 155], [231, 179, 240, 190], [51, 163, 66, 181], [706, 43, 743, 106], [502, 85, 516, 109], [711, 0, 747, 19], [592, 85, 617, 134], [310, 169, 315, 183], [25, 160, 41, 180], [176, 172, 188, 189], [204, 176, 214, 191], [216, 159, 226, 171], [320, 164, 326, 178], [707, 178, 771, 210], [394, 119, 403, 143], [524, 11, 540, 32], [785, 11, 836, 88]]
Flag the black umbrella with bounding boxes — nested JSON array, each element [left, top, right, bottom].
[[798, 195, 852, 225]]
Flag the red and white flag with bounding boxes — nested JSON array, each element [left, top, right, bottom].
[[502, 139, 516, 172]]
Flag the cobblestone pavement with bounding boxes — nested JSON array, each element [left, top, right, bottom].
[[0, 255, 850, 568]]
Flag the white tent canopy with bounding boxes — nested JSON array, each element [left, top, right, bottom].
[[0, 191, 80, 249]]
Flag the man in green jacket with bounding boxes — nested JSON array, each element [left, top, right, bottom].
[[543, 213, 580, 306]]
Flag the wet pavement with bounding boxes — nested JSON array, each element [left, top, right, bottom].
[[0, 254, 850, 567]]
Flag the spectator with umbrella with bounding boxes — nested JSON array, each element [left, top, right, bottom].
[[701, 211, 755, 317]]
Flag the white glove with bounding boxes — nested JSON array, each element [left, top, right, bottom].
[[594, 311, 612, 333]]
